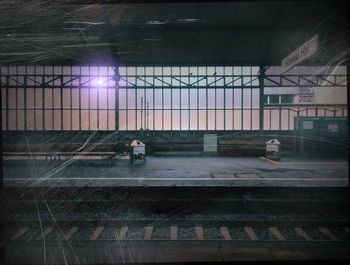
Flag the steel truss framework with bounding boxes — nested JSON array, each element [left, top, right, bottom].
[[0, 65, 347, 132]]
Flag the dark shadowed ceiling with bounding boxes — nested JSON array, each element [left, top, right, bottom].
[[0, 0, 348, 65]]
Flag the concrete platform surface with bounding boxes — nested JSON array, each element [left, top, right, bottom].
[[3, 156, 348, 187]]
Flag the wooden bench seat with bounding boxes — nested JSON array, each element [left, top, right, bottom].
[[3, 151, 117, 163]]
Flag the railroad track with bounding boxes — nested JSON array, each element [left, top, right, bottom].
[[2, 187, 349, 263], [3, 220, 349, 242], [2, 221, 350, 264]]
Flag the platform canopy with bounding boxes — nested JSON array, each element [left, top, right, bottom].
[[0, 0, 347, 65]]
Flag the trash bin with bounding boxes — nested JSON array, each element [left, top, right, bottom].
[[265, 139, 281, 160], [130, 139, 146, 164]]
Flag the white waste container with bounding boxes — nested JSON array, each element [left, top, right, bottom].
[[265, 139, 281, 160], [130, 140, 146, 164]]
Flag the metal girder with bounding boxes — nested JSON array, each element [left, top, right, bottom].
[[264, 74, 347, 87]]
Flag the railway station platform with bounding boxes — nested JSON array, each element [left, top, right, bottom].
[[3, 156, 348, 187]]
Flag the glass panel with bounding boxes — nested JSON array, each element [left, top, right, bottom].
[[270, 110, 280, 130], [225, 89, 233, 109], [190, 110, 198, 130], [164, 110, 171, 130], [17, 110, 24, 130], [172, 110, 180, 130], [243, 89, 251, 109], [198, 110, 206, 130], [27, 88, 35, 109], [234, 110, 242, 130], [1, 88, 6, 109], [199, 89, 206, 109], [72, 110, 80, 130], [2, 110, 6, 130], [81, 110, 89, 130], [108, 89, 115, 109], [8, 110, 16, 130], [216, 110, 224, 130], [154, 89, 162, 109], [119, 89, 126, 109], [172, 89, 180, 109], [90, 89, 97, 109], [90, 110, 97, 130], [128, 110, 136, 130], [252, 89, 259, 108], [243, 110, 251, 130], [53, 110, 61, 130], [225, 110, 233, 130], [281, 109, 289, 130], [53, 88, 61, 109], [155, 110, 162, 130], [181, 89, 189, 109], [99, 110, 108, 130], [208, 89, 215, 109], [190, 89, 197, 109], [181, 110, 189, 130], [35, 110, 43, 130], [108, 110, 115, 130], [119, 110, 126, 130], [62, 89, 70, 109], [164, 89, 171, 109], [216, 89, 224, 109], [252, 110, 259, 130], [98, 89, 108, 109], [8, 89, 16, 108], [127, 89, 136, 109], [208, 110, 215, 130], [234, 89, 242, 109], [63, 110, 71, 130], [81, 89, 89, 109], [44, 110, 53, 130]]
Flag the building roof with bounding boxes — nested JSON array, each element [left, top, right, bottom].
[[0, 0, 347, 65]]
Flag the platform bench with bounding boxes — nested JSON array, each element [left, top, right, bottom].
[[3, 151, 117, 164]]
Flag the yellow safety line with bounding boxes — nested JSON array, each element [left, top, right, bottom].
[[260, 156, 278, 164]]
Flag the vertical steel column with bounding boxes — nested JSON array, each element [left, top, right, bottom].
[[107, 67, 109, 130], [60, 74, 63, 131], [153, 66, 155, 130], [205, 66, 208, 131], [51, 66, 54, 131], [15, 66, 18, 130], [171, 67, 173, 130], [88, 66, 91, 130], [114, 66, 120, 131], [79, 73, 82, 131], [5, 75, 9, 131], [232, 71, 235, 130], [223, 67, 226, 131], [42, 75, 45, 131], [0, 67, 2, 187], [24, 68, 27, 130], [97, 66, 99, 130], [258, 66, 265, 132], [70, 66, 73, 130], [34, 66, 36, 130]]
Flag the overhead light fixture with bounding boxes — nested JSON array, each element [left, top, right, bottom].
[[64, 21, 106, 25], [141, 38, 162, 42], [176, 18, 201, 23], [145, 20, 167, 25], [61, 28, 86, 31]]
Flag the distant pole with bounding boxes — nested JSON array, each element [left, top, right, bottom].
[[144, 98, 147, 130], [140, 97, 143, 130], [258, 66, 266, 132], [147, 101, 149, 130], [113, 67, 120, 131]]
